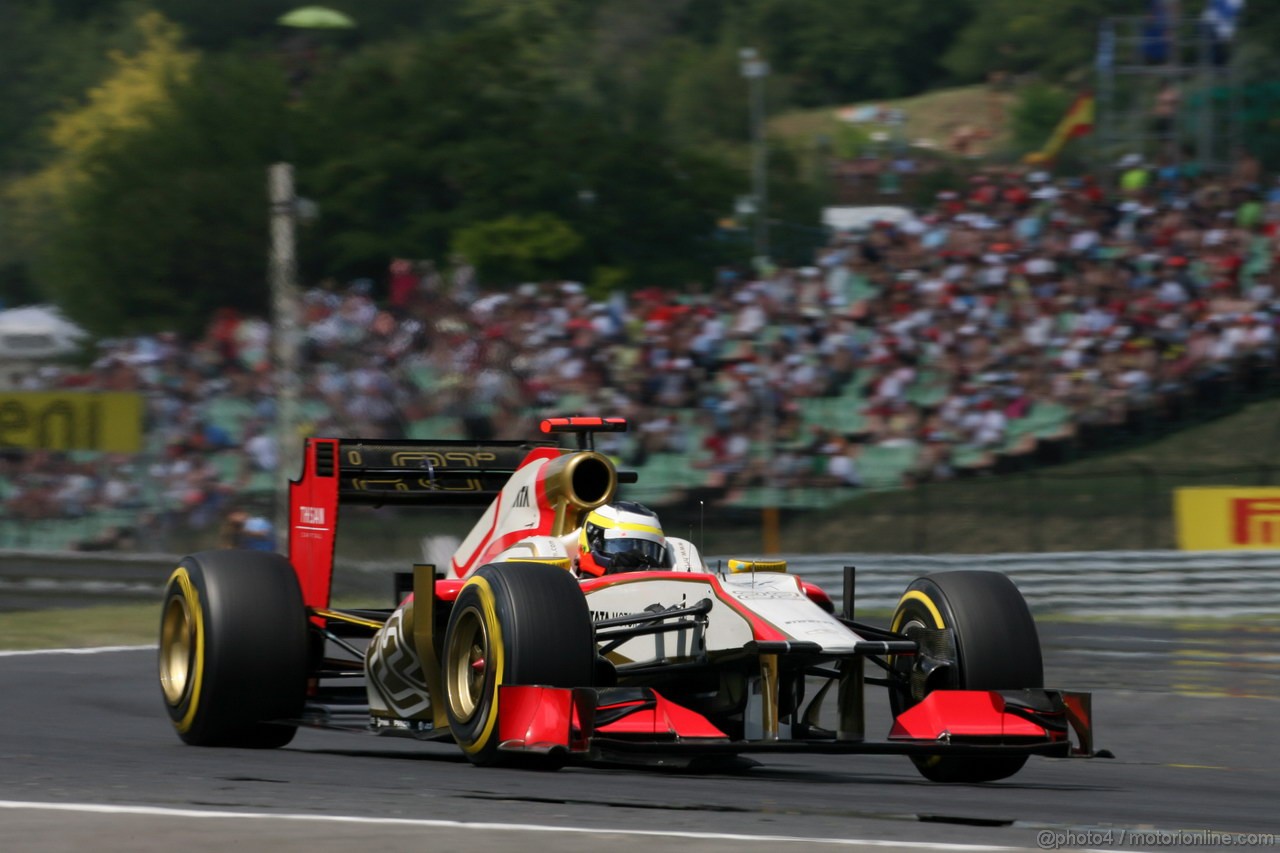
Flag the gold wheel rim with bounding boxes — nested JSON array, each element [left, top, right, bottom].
[[445, 606, 489, 724], [159, 593, 194, 706]]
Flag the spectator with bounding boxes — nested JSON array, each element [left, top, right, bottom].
[[11, 148, 1280, 539], [239, 516, 275, 551]]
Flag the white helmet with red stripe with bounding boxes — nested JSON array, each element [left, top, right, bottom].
[[578, 501, 671, 576]]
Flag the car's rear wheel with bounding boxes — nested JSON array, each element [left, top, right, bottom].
[[159, 550, 309, 748], [889, 570, 1043, 783], [443, 561, 594, 766]]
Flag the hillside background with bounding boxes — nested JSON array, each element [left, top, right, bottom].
[[10, 0, 1280, 335]]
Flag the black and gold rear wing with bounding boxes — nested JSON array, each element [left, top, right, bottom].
[[287, 437, 553, 612], [287, 418, 633, 612], [328, 438, 554, 507]]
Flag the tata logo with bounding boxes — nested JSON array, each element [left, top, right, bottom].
[[1232, 498, 1280, 545], [299, 506, 327, 525]]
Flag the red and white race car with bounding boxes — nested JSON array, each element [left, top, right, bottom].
[[158, 417, 1099, 782]]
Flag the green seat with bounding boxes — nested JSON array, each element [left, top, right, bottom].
[[798, 397, 837, 424], [831, 397, 867, 434], [1026, 402, 1072, 437], [299, 398, 331, 423], [244, 470, 276, 495], [857, 443, 919, 490], [725, 485, 861, 510], [205, 398, 256, 440], [951, 443, 991, 469], [210, 450, 245, 483], [906, 382, 948, 407], [405, 362, 437, 391], [847, 277, 879, 302], [408, 416, 464, 440], [548, 393, 588, 416]]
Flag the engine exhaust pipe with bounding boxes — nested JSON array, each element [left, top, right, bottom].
[[541, 451, 617, 535]]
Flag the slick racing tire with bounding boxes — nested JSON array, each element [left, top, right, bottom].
[[889, 570, 1043, 783], [443, 561, 594, 767], [159, 550, 309, 748]]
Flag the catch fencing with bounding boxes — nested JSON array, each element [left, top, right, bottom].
[[1, 548, 1278, 618], [777, 551, 1280, 618]]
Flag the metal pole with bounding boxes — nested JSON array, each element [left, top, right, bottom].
[[751, 72, 768, 261], [268, 163, 301, 552], [1096, 19, 1115, 172], [740, 48, 769, 264], [1196, 13, 1214, 170]]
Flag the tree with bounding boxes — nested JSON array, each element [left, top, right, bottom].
[[452, 214, 584, 283], [4, 0, 847, 328], [748, 0, 975, 105], [0, 2, 126, 173], [945, 0, 1144, 83], [3, 11, 205, 324], [294, 23, 744, 289], [34, 54, 292, 334]]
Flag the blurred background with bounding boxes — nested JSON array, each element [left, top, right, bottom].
[[3, 0, 1280, 562]]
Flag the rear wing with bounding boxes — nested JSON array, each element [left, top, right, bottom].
[[331, 438, 554, 507], [288, 437, 557, 610]]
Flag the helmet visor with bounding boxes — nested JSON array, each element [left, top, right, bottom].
[[597, 536, 668, 567]]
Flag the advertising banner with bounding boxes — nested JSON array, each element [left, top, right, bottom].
[[0, 392, 143, 453], [1175, 487, 1280, 550]]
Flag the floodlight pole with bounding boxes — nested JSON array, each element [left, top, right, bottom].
[[741, 48, 778, 550], [740, 48, 770, 264], [268, 162, 301, 551]]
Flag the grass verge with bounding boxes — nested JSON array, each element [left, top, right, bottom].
[[0, 597, 389, 651], [770, 84, 1014, 155], [0, 603, 160, 651]]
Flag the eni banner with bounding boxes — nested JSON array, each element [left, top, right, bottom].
[[1175, 487, 1280, 550], [0, 392, 143, 453]]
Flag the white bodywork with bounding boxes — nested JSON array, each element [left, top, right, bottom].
[[580, 571, 860, 662], [369, 443, 865, 728], [492, 533, 862, 664], [491, 533, 705, 572]]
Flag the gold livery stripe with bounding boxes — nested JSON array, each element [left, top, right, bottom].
[[311, 608, 386, 630]]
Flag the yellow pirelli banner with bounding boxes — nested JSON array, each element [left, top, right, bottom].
[[0, 391, 143, 453], [1176, 487, 1280, 550]]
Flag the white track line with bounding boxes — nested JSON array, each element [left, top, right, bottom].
[[0, 800, 1047, 851], [0, 644, 155, 658]]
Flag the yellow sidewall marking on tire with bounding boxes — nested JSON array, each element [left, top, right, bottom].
[[891, 589, 946, 632], [458, 576, 504, 755], [169, 567, 205, 734], [893, 588, 949, 769]]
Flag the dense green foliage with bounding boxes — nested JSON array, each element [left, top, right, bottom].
[[5, 0, 1280, 334], [1010, 83, 1078, 155], [944, 0, 1144, 83], [40, 55, 290, 334]]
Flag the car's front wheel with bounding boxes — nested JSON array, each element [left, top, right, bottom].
[[442, 561, 594, 766], [889, 570, 1043, 783]]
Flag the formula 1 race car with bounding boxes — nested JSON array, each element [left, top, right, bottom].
[[157, 417, 1098, 782]]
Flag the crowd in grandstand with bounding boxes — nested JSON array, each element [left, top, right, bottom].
[[4, 155, 1280, 540]]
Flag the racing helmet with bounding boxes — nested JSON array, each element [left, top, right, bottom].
[[578, 501, 671, 576]]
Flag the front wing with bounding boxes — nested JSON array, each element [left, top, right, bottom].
[[496, 684, 1097, 765]]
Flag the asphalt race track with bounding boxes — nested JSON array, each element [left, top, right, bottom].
[[1, 620, 1277, 853]]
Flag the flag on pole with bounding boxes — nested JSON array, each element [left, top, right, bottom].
[[1024, 93, 1096, 165], [1141, 0, 1172, 64], [1203, 0, 1245, 41]]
